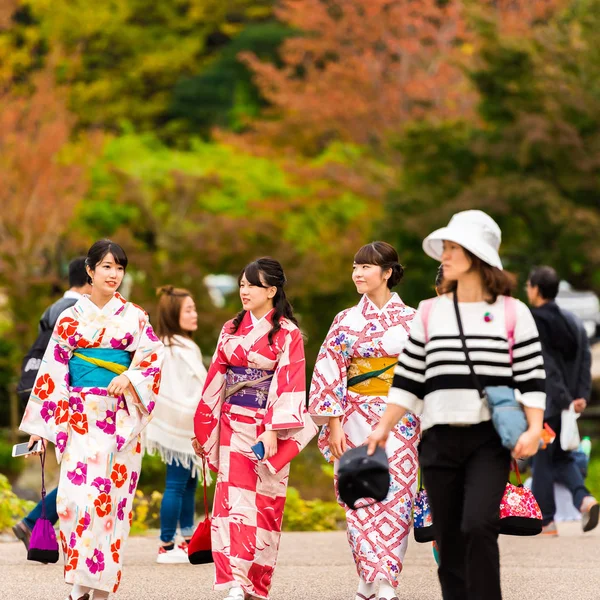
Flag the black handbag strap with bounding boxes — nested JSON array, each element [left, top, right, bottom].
[[453, 291, 486, 399]]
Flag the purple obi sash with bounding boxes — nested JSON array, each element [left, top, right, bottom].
[[225, 366, 274, 409]]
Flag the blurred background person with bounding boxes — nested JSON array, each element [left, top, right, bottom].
[[13, 257, 91, 550], [526, 265, 597, 535], [144, 285, 208, 563]]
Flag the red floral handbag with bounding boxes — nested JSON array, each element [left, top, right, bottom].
[[188, 456, 213, 564], [499, 460, 542, 536]]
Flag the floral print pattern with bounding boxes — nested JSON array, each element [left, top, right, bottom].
[[19, 292, 163, 593], [309, 293, 419, 589]]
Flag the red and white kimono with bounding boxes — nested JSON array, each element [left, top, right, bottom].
[[309, 293, 419, 589], [194, 310, 317, 600]]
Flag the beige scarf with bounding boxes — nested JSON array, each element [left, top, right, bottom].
[[143, 335, 208, 478]]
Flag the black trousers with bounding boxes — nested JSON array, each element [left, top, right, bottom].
[[531, 414, 590, 525], [420, 421, 511, 600]]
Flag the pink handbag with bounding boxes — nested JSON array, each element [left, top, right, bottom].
[[499, 460, 542, 536]]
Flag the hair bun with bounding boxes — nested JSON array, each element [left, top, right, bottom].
[[157, 285, 174, 297], [387, 263, 405, 289]]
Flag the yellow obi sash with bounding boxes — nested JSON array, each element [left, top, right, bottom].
[[347, 357, 397, 396]]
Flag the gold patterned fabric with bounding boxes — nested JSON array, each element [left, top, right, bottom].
[[347, 357, 397, 396]]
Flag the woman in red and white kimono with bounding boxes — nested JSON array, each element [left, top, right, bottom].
[[193, 257, 317, 600], [309, 242, 419, 600]]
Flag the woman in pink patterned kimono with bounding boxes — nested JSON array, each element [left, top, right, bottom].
[[193, 257, 317, 600], [309, 242, 419, 600], [21, 240, 164, 600]]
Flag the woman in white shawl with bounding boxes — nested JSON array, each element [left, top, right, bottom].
[[144, 286, 207, 563]]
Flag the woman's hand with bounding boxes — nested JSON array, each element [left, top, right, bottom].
[[512, 428, 542, 460], [366, 424, 390, 456], [27, 435, 46, 456], [107, 374, 131, 397], [191, 437, 205, 457], [328, 417, 347, 460], [366, 404, 407, 455], [256, 429, 278, 460]]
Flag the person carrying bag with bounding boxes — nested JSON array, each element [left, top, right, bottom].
[[367, 210, 546, 600]]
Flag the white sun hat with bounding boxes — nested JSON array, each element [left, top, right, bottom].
[[422, 210, 503, 270]]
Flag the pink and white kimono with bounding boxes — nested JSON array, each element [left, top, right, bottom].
[[309, 293, 419, 589], [194, 310, 317, 600], [20, 293, 163, 594]]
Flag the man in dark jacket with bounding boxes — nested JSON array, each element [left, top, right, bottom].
[[527, 266, 597, 535], [12, 257, 90, 551]]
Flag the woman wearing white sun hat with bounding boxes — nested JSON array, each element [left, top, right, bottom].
[[368, 210, 547, 600]]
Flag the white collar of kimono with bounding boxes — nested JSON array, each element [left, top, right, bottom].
[[80, 292, 125, 314], [249, 310, 268, 325], [360, 291, 402, 313]]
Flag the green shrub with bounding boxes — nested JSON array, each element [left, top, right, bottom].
[[130, 489, 163, 535], [0, 432, 26, 482], [282, 486, 345, 532], [0, 474, 35, 532]]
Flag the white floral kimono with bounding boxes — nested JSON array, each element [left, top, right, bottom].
[[20, 292, 163, 593], [309, 293, 419, 589]]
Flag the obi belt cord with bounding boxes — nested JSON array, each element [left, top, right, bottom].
[[69, 348, 132, 388], [225, 366, 274, 408], [347, 357, 397, 396]]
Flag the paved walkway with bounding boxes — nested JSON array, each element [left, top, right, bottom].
[[1, 522, 599, 599]]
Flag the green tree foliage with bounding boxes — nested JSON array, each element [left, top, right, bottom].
[[80, 133, 373, 363], [169, 22, 295, 136], [22, 0, 275, 132], [381, 2, 600, 302]]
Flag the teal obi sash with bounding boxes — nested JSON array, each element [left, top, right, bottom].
[[69, 349, 132, 388]]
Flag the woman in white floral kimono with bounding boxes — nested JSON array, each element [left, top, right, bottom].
[[21, 240, 164, 600], [309, 242, 419, 600]]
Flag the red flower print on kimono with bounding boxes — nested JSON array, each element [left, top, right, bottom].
[[60, 530, 68, 555], [75, 512, 91, 537], [111, 463, 128, 488], [86, 549, 105, 575], [111, 539, 121, 562], [139, 352, 159, 369], [34, 374, 55, 401], [70, 412, 88, 435], [54, 399, 69, 426], [65, 548, 79, 573], [56, 317, 78, 341], [67, 462, 87, 486], [113, 570, 122, 593], [94, 492, 112, 518]]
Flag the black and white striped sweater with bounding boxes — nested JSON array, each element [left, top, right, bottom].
[[388, 295, 546, 430]]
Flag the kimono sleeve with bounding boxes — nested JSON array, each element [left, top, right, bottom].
[[194, 325, 229, 472], [122, 314, 164, 414], [19, 312, 74, 452], [264, 326, 307, 431], [308, 313, 348, 426]]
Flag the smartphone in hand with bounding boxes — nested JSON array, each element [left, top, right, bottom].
[[251, 441, 265, 461], [12, 440, 41, 458]]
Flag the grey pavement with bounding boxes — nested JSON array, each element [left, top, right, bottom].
[[1, 522, 600, 600]]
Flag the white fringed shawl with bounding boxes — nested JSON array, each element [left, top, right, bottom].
[[144, 335, 208, 479]]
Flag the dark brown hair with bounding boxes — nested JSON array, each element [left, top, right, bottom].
[[155, 286, 194, 345], [231, 257, 298, 345], [438, 249, 516, 303], [353, 241, 404, 289]]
